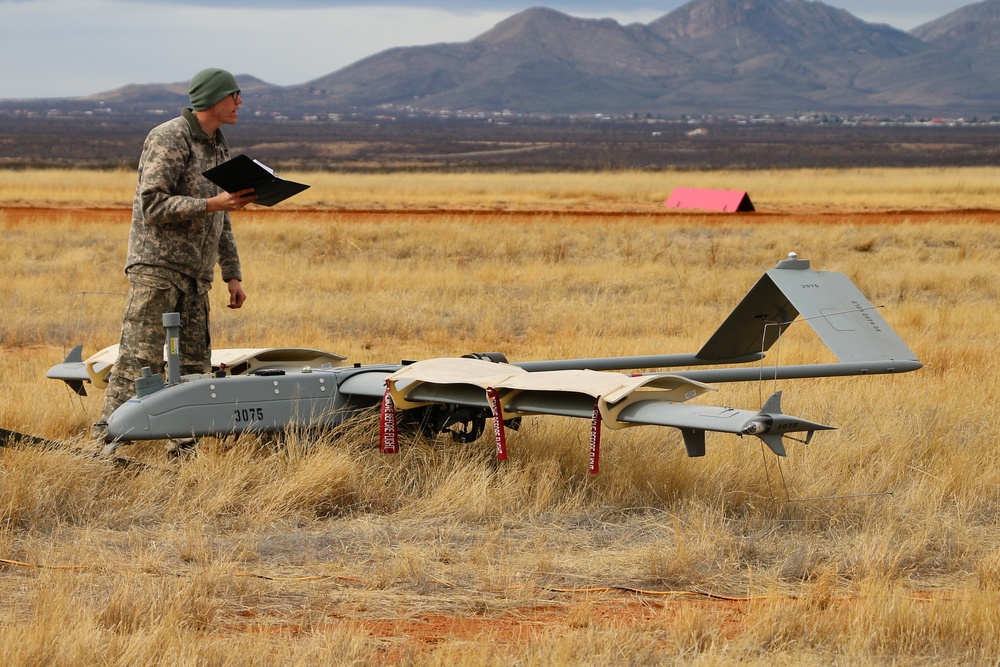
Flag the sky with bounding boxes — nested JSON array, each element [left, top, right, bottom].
[[0, 0, 979, 99]]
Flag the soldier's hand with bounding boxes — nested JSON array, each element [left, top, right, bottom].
[[207, 188, 257, 212], [227, 279, 246, 309]]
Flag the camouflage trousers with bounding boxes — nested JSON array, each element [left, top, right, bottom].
[[97, 272, 211, 425]]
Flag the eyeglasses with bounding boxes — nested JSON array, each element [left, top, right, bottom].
[[230, 91, 241, 101]]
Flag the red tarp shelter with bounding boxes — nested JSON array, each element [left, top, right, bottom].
[[664, 188, 755, 212]]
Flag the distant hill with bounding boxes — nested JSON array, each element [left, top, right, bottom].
[[5, 0, 1000, 117], [911, 0, 1000, 85], [645, 0, 986, 110], [254, 0, 1000, 115], [78, 75, 277, 107], [290, 8, 701, 114]]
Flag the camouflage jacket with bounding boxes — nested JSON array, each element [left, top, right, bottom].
[[125, 108, 242, 286]]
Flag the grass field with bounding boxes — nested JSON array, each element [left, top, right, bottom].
[[2, 165, 1000, 211], [2, 169, 999, 664]]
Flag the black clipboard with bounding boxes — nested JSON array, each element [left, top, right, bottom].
[[202, 154, 310, 206]]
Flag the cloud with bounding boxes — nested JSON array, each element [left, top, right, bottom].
[[105, 0, 970, 21]]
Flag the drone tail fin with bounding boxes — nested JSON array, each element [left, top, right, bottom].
[[45, 344, 88, 396], [696, 254, 919, 365]]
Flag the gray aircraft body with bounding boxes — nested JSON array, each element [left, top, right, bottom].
[[47, 253, 921, 461]]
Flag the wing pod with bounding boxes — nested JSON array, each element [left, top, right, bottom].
[[614, 390, 834, 457]]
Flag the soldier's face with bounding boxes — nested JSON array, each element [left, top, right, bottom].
[[208, 91, 242, 126]]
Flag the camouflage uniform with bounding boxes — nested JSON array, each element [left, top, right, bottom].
[[95, 108, 242, 431]]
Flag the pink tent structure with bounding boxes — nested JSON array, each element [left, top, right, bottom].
[[664, 188, 755, 212]]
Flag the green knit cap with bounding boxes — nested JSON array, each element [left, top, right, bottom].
[[188, 68, 240, 111]]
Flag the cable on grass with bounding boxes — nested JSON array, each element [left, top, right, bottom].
[[759, 444, 894, 505], [538, 585, 789, 601], [0, 557, 90, 570], [232, 573, 360, 583]]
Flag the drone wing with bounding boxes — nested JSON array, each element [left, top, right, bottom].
[[385, 358, 830, 456], [387, 357, 713, 418]]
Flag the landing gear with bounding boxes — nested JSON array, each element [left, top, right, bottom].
[[415, 403, 488, 443], [404, 351, 521, 443]]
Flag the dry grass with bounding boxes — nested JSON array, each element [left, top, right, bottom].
[[2, 169, 1000, 664], [3, 166, 1000, 211]]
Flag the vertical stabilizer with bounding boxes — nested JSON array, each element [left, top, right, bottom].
[[698, 254, 918, 364]]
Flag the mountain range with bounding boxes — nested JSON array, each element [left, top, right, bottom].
[[18, 0, 1000, 117]]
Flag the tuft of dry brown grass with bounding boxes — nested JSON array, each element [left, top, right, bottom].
[[3, 169, 1000, 664]]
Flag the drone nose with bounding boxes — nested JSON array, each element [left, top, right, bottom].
[[106, 398, 151, 441]]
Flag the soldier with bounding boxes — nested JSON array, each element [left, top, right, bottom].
[[93, 67, 257, 457]]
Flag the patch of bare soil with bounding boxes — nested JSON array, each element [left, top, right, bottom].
[[213, 583, 751, 659], [5, 205, 1000, 225]]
